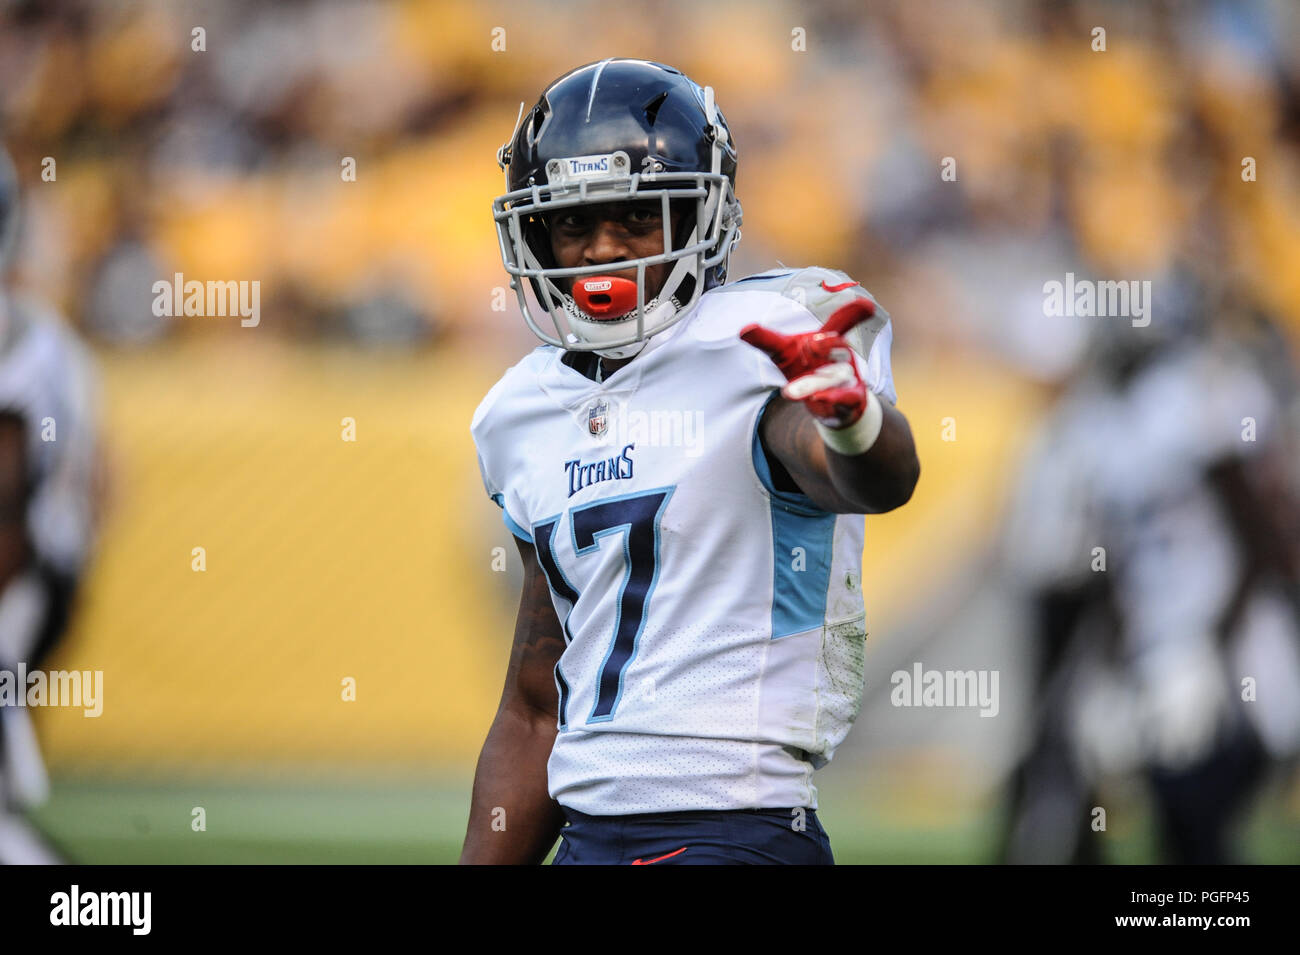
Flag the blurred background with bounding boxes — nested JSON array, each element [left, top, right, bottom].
[[1, 0, 1298, 862]]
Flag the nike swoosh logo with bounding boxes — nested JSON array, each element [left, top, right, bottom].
[[821, 280, 860, 293], [631, 847, 688, 865]]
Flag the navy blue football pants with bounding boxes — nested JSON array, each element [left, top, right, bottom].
[[552, 806, 834, 865]]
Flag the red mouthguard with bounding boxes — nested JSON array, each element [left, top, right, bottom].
[[573, 276, 639, 319]]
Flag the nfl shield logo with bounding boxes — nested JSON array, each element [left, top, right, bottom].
[[587, 399, 608, 437]]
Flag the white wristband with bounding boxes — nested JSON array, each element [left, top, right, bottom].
[[815, 390, 883, 455]]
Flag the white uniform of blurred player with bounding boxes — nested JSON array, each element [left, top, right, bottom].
[[1002, 316, 1300, 863], [0, 150, 102, 864]]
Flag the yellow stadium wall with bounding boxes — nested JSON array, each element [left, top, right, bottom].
[[34, 336, 1044, 777]]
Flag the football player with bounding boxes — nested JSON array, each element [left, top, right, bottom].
[[999, 286, 1300, 864], [0, 146, 102, 863], [461, 60, 919, 865]]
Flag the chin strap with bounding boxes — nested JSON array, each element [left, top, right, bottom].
[[595, 341, 647, 361]]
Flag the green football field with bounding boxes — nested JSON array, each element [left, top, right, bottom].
[[25, 773, 1300, 864]]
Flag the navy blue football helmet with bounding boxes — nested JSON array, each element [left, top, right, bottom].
[[493, 59, 743, 357]]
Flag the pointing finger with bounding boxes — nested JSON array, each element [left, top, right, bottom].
[[781, 362, 857, 400], [739, 323, 792, 357], [822, 298, 876, 337]]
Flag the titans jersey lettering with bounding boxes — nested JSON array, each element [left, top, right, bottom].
[[565, 443, 635, 497]]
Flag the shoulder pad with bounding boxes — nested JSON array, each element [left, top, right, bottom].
[[719, 266, 891, 360], [470, 345, 552, 436]]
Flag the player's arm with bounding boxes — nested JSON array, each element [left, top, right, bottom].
[[459, 533, 567, 865], [744, 300, 920, 514], [759, 391, 918, 514], [1206, 448, 1300, 641], [0, 412, 30, 592]]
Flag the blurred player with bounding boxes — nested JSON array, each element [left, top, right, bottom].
[[461, 60, 919, 864], [1000, 277, 1300, 864], [0, 146, 102, 864]]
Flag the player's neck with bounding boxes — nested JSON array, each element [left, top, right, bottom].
[[561, 349, 635, 384], [599, 355, 633, 380]]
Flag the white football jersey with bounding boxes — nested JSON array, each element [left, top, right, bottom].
[[0, 293, 99, 815], [1089, 343, 1275, 654], [0, 294, 99, 577], [472, 268, 896, 814]]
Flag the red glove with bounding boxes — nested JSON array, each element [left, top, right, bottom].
[[740, 299, 875, 429]]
